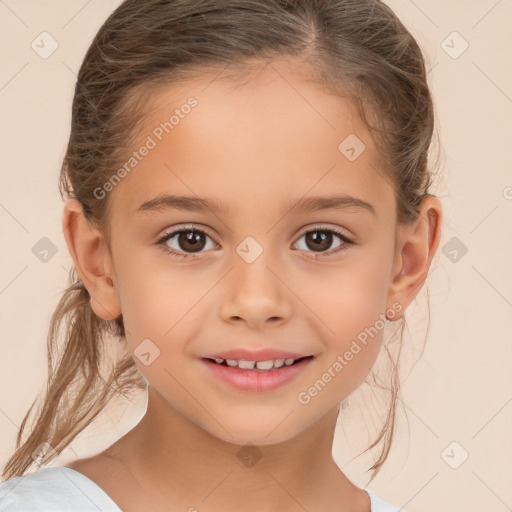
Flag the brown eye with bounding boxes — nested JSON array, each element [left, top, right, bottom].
[[175, 230, 207, 253], [294, 227, 353, 256], [157, 227, 217, 257], [305, 231, 334, 251]]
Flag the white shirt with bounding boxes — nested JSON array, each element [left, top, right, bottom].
[[0, 466, 406, 511]]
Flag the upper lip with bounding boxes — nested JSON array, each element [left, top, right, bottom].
[[200, 349, 313, 362]]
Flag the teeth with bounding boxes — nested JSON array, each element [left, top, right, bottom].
[[214, 357, 302, 371], [255, 360, 273, 370], [239, 360, 256, 369]]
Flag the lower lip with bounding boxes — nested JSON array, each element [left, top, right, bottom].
[[199, 357, 314, 392]]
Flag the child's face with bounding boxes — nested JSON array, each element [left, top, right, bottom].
[[104, 59, 402, 444]]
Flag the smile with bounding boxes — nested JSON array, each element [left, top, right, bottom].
[[200, 356, 314, 392]]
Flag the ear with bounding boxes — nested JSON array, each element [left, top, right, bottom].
[[62, 198, 122, 321], [386, 195, 443, 318]]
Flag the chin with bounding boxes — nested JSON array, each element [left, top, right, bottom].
[[204, 420, 303, 448]]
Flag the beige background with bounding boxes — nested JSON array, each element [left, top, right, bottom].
[[1, 1, 511, 510]]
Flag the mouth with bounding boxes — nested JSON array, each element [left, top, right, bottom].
[[201, 355, 314, 370], [199, 355, 315, 392]]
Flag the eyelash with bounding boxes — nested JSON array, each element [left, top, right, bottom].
[[156, 224, 354, 260]]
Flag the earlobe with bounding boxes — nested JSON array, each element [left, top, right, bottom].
[[386, 196, 443, 316], [62, 199, 122, 321]]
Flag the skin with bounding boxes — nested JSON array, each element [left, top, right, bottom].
[[62, 57, 442, 512]]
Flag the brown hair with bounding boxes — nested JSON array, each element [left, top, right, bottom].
[[2, 0, 440, 482]]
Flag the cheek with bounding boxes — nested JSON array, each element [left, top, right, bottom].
[[306, 247, 392, 332], [116, 253, 209, 335], [115, 268, 200, 397], [300, 248, 393, 388]]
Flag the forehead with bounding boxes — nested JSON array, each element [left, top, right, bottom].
[[109, 59, 394, 220]]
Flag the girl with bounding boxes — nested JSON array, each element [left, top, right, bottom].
[[0, 0, 442, 510]]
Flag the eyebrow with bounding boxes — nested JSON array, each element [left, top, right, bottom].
[[135, 193, 376, 217]]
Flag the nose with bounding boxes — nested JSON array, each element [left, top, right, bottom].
[[218, 250, 293, 329]]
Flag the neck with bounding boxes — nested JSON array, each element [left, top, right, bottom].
[[106, 386, 363, 512]]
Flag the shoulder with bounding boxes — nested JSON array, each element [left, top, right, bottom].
[[0, 466, 121, 511], [365, 489, 407, 512]]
